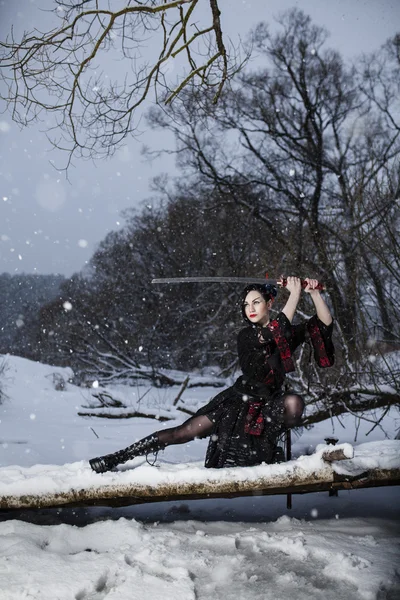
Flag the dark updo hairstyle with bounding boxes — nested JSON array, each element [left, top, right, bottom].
[[240, 283, 278, 323]]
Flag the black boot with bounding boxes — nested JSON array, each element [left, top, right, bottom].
[[89, 434, 164, 473]]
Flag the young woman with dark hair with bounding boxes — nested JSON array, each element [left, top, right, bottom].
[[89, 277, 334, 473]]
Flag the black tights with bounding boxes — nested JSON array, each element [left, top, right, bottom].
[[156, 393, 304, 447], [157, 414, 213, 446]]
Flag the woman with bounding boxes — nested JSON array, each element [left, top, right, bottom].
[[89, 277, 334, 473]]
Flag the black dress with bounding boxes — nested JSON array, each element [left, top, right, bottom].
[[195, 312, 335, 468]]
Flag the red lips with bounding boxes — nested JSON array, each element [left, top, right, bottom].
[[249, 313, 257, 318]]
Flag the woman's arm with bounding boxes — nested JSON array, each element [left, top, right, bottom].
[[281, 276, 302, 323], [304, 278, 333, 326]]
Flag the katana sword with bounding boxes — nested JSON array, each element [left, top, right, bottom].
[[151, 277, 325, 290]]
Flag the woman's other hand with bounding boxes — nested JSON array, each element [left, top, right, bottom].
[[304, 278, 332, 325], [304, 278, 320, 296]]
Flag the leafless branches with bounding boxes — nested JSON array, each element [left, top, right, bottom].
[[147, 9, 400, 360], [0, 0, 243, 165], [0, 358, 10, 405]]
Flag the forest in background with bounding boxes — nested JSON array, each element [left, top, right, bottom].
[[1, 9, 399, 429], [0, 273, 65, 358]]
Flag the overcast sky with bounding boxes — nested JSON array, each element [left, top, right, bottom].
[[1, 0, 399, 277]]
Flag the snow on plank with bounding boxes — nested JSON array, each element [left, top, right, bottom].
[[1, 441, 399, 510]]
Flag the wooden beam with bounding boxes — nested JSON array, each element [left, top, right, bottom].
[[1, 468, 399, 511]]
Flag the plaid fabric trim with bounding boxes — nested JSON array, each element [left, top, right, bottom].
[[307, 317, 334, 367], [267, 318, 295, 373], [244, 401, 264, 435]]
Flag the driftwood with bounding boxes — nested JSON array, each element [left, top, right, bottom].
[[173, 376, 190, 406], [91, 392, 126, 408], [176, 406, 196, 417], [303, 390, 400, 427], [77, 411, 173, 421], [1, 445, 399, 511]]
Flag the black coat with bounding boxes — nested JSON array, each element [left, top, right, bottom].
[[195, 312, 335, 468]]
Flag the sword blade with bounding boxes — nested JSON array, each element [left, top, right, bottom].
[[151, 277, 280, 285]]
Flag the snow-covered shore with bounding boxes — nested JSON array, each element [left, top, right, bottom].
[[0, 355, 399, 599]]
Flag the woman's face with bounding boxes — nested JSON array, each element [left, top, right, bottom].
[[243, 290, 271, 326]]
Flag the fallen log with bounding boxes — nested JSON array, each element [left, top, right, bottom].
[[1, 467, 399, 511], [0, 441, 399, 511]]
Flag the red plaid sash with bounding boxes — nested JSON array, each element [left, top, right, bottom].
[[307, 318, 334, 367], [244, 401, 264, 435]]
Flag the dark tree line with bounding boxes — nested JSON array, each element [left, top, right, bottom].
[[1, 9, 399, 426], [0, 273, 65, 358], [32, 188, 289, 381]]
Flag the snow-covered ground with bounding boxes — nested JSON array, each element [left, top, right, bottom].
[[0, 355, 399, 600]]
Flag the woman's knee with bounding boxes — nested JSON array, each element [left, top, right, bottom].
[[283, 393, 305, 426], [284, 393, 304, 411]]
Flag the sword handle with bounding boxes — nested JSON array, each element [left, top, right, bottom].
[[279, 278, 325, 291]]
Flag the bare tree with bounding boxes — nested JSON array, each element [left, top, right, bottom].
[[360, 33, 400, 137], [143, 9, 400, 427], [0, 0, 244, 165], [148, 9, 400, 356]]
